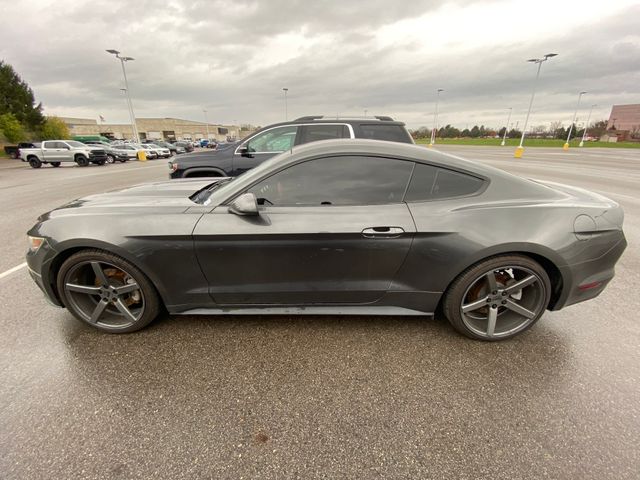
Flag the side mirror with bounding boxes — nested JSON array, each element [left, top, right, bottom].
[[228, 192, 259, 216], [238, 146, 252, 157]]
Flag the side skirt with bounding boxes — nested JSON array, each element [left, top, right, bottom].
[[175, 306, 433, 316]]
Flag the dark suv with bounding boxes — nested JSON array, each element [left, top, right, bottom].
[[168, 116, 413, 179]]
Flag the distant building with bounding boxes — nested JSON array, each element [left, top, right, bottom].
[[607, 104, 640, 131], [57, 117, 247, 142]]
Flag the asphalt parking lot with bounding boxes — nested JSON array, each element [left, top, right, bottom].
[[1, 147, 639, 479]]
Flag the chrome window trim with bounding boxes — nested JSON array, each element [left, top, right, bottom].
[[234, 123, 355, 155]]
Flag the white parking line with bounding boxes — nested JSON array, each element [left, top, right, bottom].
[[0, 262, 27, 280]]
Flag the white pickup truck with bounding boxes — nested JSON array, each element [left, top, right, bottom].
[[20, 140, 109, 168]]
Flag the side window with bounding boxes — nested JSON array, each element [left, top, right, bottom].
[[247, 156, 413, 206], [245, 126, 298, 153], [359, 124, 413, 143], [57, 142, 70, 149], [43, 141, 55, 149], [405, 163, 485, 202], [298, 124, 350, 144]]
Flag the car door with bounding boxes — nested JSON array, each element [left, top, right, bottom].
[[231, 125, 299, 176], [193, 155, 417, 305], [41, 141, 64, 162]]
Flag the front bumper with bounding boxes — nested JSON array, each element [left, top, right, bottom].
[[26, 238, 63, 307]]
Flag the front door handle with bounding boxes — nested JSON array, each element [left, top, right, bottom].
[[362, 226, 405, 238]]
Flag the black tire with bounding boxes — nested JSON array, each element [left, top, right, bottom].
[[75, 156, 89, 167], [57, 249, 161, 333], [93, 159, 106, 166], [51, 162, 61, 167], [28, 157, 42, 169], [106, 154, 116, 164], [442, 255, 551, 341], [119, 158, 128, 163]]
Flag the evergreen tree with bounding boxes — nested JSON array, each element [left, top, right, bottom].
[[0, 61, 44, 130]]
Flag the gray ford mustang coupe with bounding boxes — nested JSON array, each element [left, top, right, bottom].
[[26, 139, 626, 340]]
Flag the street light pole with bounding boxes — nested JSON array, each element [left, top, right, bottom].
[[282, 88, 289, 121], [429, 88, 444, 147], [501, 107, 513, 146], [579, 104, 597, 147], [106, 49, 140, 144], [564, 91, 587, 150], [203, 109, 210, 140], [119, 88, 133, 139], [515, 53, 557, 158]]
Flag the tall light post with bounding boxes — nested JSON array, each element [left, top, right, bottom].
[[514, 53, 558, 158], [429, 88, 444, 147], [579, 104, 597, 147], [282, 88, 289, 121], [563, 91, 587, 150], [501, 107, 513, 146], [203, 109, 210, 140], [106, 49, 140, 144]]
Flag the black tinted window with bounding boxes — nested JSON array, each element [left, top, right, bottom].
[[405, 163, 484, 202], [359, 124, 412, 143], [248, 156, 413, 206], [299, 124, 349, 143]]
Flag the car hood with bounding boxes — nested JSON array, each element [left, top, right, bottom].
[[42, 179, 220, 219]]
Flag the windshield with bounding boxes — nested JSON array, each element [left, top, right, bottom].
[[194, 150, 295, 205], [66, 141, 87, 147]]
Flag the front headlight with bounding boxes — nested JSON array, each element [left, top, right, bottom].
[[28, 235, 45, 252]]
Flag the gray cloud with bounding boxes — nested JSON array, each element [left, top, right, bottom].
[[0, 0, 637, 129]]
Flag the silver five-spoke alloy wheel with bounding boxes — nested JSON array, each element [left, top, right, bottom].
[[63, 260, 146, 330], [460, 266, 547, 339], [443, 255, 551, 341]]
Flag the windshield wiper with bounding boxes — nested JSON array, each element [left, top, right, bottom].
[[190, 178, 234, 204]]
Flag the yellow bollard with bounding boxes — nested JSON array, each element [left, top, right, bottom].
[[138, 150, 147, 161], [428, 143, 433, 148], [562, 142, 570, 150], [514, 146, 524, 158]]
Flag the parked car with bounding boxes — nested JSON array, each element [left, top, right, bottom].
[[168, 115, 414, 179], [151, 140, 183, 155], [110, 144, 145, 160], [84, 140, 129, 163], [4, 142, 38, 160], [142, 143, 171, 159], [174, 141, 194, 153], [26, 139, 626, 338], [129, 144, 158, 160], [20, 140, 108, 168]]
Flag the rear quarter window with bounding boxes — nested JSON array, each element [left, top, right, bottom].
[[299, 124, 350, 143], [405, 163, 485, 202], [358, 124, 413, 143]]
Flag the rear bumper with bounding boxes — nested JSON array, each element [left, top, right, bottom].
[[552, 233, 627, 310]]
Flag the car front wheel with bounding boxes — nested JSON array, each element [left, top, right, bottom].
[[443, 255, 551, 341], [57, 250, 161, 333]]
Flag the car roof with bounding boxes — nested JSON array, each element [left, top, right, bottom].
[[262, 116, 407, 128]]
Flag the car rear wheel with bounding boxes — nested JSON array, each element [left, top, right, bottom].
[[106, 154, 115, 164], [28, 158, 42, 168], [57, 250, 161, 333], [443, 255, 551, 341]]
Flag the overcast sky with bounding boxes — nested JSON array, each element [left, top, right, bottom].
[[1, 0, 638, 129]]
